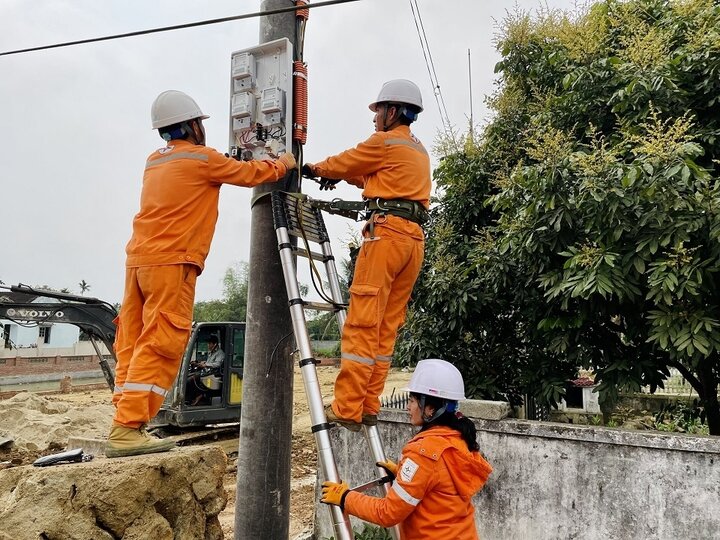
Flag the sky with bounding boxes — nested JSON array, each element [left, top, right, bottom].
[[0, 0, 578, 304]]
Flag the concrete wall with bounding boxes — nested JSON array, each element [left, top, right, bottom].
[[315, 408, 720, 540]]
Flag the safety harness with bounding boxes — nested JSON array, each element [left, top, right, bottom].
[[308, 197, 429, 226]]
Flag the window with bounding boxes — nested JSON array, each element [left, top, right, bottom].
[[38, 325, 52, 344], [3, 324, 10, 349], [232, 329, 245, 370]]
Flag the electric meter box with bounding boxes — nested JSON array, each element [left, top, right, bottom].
[[228, 38, 293, 160], [231, 52, 255, 92], [261, 87, 285, 125], [231, 92, 255, 131]]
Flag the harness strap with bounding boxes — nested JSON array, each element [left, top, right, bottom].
[[307, 197, 428, 225], [367, 198, 429, 225]]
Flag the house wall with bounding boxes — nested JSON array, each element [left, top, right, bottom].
[[7, 320, 80, 348], [1, 296, 80, 348], [315, 407, 720, 540]]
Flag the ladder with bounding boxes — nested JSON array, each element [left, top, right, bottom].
[[270, 191, 402, 540]]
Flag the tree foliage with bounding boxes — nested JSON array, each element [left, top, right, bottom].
[[398, 0, 720, 433], [193, 263, 250, 322], [78, 280, 91, 295]]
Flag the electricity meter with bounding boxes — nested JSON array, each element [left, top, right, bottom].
[[261, 87, 285, 125], [231, 52, 255, 92]]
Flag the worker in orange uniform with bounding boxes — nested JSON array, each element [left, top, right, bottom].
[[302, 79, 431, 431], [321, 360, 492, 539], [106, 90, 296, 458]]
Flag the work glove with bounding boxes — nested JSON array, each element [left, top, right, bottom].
[[278, 152, 297, 171], [301, 163, 316, 178], [321, 480, 350, 509], [376, 460, 398, 481], [318, 177, 340, 191]]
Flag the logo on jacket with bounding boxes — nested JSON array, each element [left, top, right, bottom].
[[158, 145, 175, 154], [400, 458, 419, 482]]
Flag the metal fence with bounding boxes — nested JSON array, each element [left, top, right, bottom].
[[642, 368, 698, 396], [381, 391, 410, 410]]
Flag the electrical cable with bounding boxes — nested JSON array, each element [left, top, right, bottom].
[[0, 0, 364, 57], [266, 330, 296, 377], [408, 0, 457, 149], [294, 197, 339, 307], [293, 60, 309, 144]]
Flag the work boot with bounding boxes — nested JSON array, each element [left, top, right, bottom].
[[105, 424, 175, 458], [324, 404, 362, 432], [362, 414, 378, 426]]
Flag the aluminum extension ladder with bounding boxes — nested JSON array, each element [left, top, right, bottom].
[[271, 190, 401, 540]]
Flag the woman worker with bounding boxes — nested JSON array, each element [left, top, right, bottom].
[[320, 359, 493, 539]]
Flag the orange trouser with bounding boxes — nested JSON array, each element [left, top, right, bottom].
[[112, 264, 197, 428], [332, 214, 424, 422]]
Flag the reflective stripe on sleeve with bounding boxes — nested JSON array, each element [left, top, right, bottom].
[[376, 354, 392, 363], [145, 152, 209, 169], [342, 352, 375, 366], [392, 483, 421, 506], [113, 385, 123, 394], [122, 382, 170, 397], [383, 138, 428, 156]]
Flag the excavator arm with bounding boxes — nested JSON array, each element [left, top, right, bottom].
[[0, 284, 117, 390]]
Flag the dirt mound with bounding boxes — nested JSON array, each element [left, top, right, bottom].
[[0, 446, 227, 540], [0, 392, 113, 460]]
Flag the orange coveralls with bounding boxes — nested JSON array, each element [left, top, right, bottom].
[[344, 426, 493, 539], [313, 124, 431, 423], [113, 139, 287, 428]]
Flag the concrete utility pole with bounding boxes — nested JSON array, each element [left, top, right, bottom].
[[235, 1, 299, 538]]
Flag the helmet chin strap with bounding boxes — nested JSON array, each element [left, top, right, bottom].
[[192, 119, 206, 146], [380, 104, 399, 132], [419, 395, 448, 424]]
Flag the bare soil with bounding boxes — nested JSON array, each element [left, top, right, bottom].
[[0, 365, 412, 539]]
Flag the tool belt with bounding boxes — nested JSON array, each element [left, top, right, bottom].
[[309, 197, 429, 226]]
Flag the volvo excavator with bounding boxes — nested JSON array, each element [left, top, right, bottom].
[[0, 283, 245, 428]]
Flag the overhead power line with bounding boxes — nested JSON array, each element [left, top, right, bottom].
[[0, 0, 364, 57], [408, 0, 456, 148]]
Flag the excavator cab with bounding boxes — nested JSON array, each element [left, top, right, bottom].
[[153, 321, 245, 428]]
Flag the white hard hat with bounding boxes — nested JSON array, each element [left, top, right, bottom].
[[369, 79, 424, 112], [151, 90, 209, 130], [406, 359, 466, 401]]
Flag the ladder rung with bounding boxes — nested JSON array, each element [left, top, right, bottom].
[[351, 475, 393, 493], [304, 301, 342, 312], [293, 246, 328, 262]]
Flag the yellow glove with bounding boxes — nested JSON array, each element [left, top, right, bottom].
[[278, 152, 297, 171], [321, 480, 350, 509], [376, 460, 398, 480]]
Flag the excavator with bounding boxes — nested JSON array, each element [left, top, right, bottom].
[[0, 283, 244, 428]]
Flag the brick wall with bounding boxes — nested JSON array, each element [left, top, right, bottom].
[[0, 355, 114, 377]]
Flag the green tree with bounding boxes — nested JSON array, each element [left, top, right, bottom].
[[78, 280, 91, 295], [398, 0, 720, 433], [194, 263, 249, 322]]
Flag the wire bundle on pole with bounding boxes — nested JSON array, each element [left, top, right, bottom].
[[293, 61, 309, 145], [295, 0, 310, 20], [294, 1, 309, 147]]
